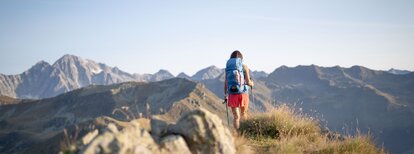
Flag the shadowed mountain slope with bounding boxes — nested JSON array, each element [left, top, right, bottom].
[[265, 65, 414, 154], [0, 78, 227, 154]]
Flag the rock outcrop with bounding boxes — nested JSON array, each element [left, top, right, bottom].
[[159, 135, 191, 154], [81, 123, 159, 154], [78, 108, 235, 154], [169, 108, 236, 154]]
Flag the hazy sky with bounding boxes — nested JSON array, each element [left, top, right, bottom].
[[1, 0, 413, 76]]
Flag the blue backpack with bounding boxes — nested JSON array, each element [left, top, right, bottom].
[[226, 58, 249, 94]]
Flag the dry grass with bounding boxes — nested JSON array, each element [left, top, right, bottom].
[[239, 104, 386, 154], [59, 126, 79, 154], [131, 118, 151, 131], [233, 134, 254, 154], [240, 104, 320, 139], [319, 135, 386, 154]]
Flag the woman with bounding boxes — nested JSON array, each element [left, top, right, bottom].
[[224, 50, 254, 129]]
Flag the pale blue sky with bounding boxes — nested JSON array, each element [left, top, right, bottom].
[[1, 0, 413, 76]]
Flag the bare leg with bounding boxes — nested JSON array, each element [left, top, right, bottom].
[[240, 106, 247, 120], [231, 107, 240, 129], [240, 93, 249, 120]]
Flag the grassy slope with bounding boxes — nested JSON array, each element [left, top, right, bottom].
[[237, 104, 386, 154]]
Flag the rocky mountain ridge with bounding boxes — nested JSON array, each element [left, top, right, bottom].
[[0, 55, 177, 99], [0, 54, 266, 99]]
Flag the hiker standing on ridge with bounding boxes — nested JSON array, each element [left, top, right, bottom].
[[224, 50, 254, 129]]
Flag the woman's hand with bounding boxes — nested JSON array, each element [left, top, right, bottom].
[[223, 94, 228, 104], [249, 80, 254, 88]]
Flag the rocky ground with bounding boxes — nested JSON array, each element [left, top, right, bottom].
[[63, 108, 236, 154]]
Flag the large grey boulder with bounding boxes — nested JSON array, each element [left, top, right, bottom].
[[79, 108, 236, 154], [169, 108, 236, 154], [150, 115, 170, 141], [81, 122, 159, 154], [160, 135, 191, 154]]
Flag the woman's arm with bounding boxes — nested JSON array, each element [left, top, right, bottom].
[[243, 64, 254, 87]]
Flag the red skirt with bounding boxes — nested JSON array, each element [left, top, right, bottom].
[[228, 93, 249, 108]]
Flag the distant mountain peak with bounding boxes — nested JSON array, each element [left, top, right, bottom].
[[52, 54, 83, 67], [251, 70, 268, 79], [192, 65, 224, 81], [350, 65, 369, 70], [62, 54, 78, 58], [34, 60, 51, 66], [348, 65, 375, 76], [207, 65, 220, 69], [279, 65, 289, 69], [150, 69, 174, 82], [297, 64, 320, 69], [27, 60, 52, 72], [58, 54, 80, 61], [388, 68, 411, 75], [177, 72, 191, 79], [155, 69, 172, 74], [154, 69, 173, 76]]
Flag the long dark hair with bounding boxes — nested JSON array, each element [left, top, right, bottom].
[[230, 50, 243, 60]]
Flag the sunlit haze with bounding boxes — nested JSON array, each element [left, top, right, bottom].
[[1, 0, 413, 76]]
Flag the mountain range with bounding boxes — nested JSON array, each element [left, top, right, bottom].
[[204, 65, 414, 153], [0, 55, 232, 99], [186, 65, 414, 153], [252, 65, 414, 153], [1, 54, 413, 153]]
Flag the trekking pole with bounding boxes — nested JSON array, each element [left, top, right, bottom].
[[223, 95, 230, 126], [251, 87, 255, 112], [250, 78, 255, 112]]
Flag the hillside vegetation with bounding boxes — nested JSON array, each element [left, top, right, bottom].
[[238, 104, 386, 154]]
